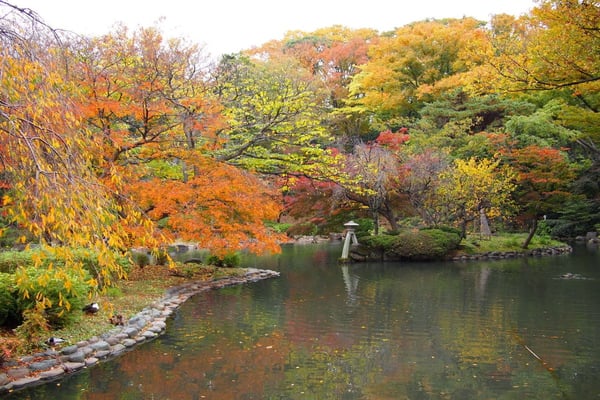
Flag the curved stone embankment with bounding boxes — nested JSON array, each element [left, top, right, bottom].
[[450, 245, 573, 261], [0, 268, 280, 395]]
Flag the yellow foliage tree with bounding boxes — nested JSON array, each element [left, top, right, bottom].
[[347, 18, 487, 125], [0, 5, 156, 319], [431, 157, 516, 238]]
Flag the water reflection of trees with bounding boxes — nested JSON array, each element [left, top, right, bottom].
[[24, 247, 599, 399]]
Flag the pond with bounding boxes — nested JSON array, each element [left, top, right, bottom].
[[7, 243, 600, 399]]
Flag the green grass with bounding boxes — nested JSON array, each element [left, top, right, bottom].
[[457, 233, 566, 255]]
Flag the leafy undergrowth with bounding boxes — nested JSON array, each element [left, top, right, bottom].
[[0, 263, 245, 358], [457, 233, 566, 255]]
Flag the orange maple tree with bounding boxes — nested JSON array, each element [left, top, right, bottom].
[[501, 145, 577, 248], [72, 26, 285, 255]]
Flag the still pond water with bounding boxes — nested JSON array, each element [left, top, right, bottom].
[[8, 243, 600, 399]]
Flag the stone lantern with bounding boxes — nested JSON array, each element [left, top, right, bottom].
[[341, 220, 359, 260]]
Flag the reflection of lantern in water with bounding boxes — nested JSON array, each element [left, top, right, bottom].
[[341, 220, 359, 260]]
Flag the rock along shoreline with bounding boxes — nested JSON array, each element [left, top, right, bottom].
[[0, 268, 280, 396]]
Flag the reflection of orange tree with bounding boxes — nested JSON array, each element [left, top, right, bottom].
[[86, 330, 292, 399]]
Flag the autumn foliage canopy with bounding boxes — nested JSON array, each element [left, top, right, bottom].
[[0, 0, 598, 320]]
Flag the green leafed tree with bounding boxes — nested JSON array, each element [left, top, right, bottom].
[[212, 54, 334, 176]]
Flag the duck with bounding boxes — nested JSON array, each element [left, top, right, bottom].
[[109, 314, 125, 326], [82, 302, 100, 314], [45, 337, 66, 346]]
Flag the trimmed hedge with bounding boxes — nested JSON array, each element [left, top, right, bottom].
[[0, 250, 37, 273]]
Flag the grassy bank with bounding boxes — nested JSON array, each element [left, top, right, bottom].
[[52, 265, 248, 345], [457, 233, 566, 255]]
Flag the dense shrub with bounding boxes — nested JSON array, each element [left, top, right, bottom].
[[0, 250, 35, 273], [354, 218, 375, 238], [265, 221, 292, 234], [360, 234, 398, 251], [408, 229, 462, 259], [206, 252, 241, 268], [423, 225, 462, 237], [14, 267, 91, 328], [359, 228, 461, 261]]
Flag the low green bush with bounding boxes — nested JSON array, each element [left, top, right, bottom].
[[223, 253, 241, 268], [423, 225, 462, 237], [413, 228, 462, 259], [14, 267, 91, 328], [0, 250, 35, 273], [361, 234, 398, 251], [354, 218, 375, 238], [265, 221, 292, 234], [206, 252, 241, 268]]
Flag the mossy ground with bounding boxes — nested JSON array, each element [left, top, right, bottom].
[[456, 233, 566, 255]]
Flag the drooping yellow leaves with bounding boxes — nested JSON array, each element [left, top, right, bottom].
[[0, 19, 160, 317]]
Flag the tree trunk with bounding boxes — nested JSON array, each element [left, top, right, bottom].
[[372, 211, 379, 235], [380, 207, 399, 233], [522, 218, 538, 249], [458, 206, 468, 239], [180, 159, 188, 183]]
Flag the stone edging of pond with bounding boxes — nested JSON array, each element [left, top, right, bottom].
[[0, 268, 280, 395], [450, 245, 573, 261]]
